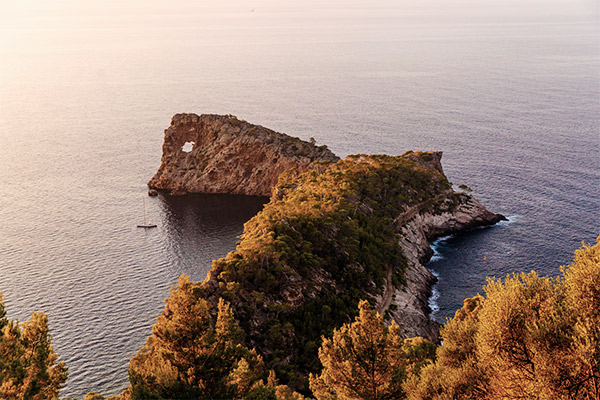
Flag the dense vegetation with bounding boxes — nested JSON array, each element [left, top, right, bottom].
[[308, 236, 599, 400], [1, 152, 597, 399], [0, 295, 67, 399], [129, 277, 270, 399], [2, 238, 596, 399], [174, 153, 452, 391], [309, 300, 436, 400], [405, 237, 600, 400], [128, 237, 599, 400]]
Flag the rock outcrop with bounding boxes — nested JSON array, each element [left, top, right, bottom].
[[382, 180, 505, 340], [148, 114, 339, 196], [147, 115, 504, 342]]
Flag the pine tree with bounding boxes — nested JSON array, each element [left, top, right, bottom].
[[0, 294, 68, 400], [560, 238, 600, 399], [128, 275, 266, 399], [309, 300, 408, 400], [406, 237, 600, 400]]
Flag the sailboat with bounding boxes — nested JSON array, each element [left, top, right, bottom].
[[137, 197, 157, 228]]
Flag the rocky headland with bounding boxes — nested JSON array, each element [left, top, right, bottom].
[[143, 114, 505, 390], [148, 113, 339, 196]]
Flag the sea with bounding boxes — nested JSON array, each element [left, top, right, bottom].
[[0, 1, 598, 397]]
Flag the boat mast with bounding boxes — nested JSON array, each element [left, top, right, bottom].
[[143, 197, 147, 225], [138, 196, 157, 228]]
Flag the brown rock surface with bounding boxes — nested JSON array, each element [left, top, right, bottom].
[[148, 114, 339, 196]]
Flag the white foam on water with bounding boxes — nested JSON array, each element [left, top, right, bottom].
[[428, 269, 441, 314], [497, 215, 519, 226], [427, 236, 453, 320], [429, 235, 453, 262]]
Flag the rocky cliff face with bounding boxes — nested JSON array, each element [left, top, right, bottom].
[[380, 185, 504, 341], [148, 114, 339, 196]]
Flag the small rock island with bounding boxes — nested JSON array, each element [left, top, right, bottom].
[[148, 114, 339, 196], [143, 113, 505, 390]]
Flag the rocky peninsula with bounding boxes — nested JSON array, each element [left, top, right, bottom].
[[143, 114, 505, 390]]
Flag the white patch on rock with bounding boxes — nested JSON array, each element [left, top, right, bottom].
[[182, 141, 195, 153]]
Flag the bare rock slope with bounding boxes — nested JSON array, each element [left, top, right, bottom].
[[385, 185, 505, 340], [148, 113, 339, 196]]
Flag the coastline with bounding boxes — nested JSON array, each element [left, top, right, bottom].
[[146, 115, 506, 345], [383, 194, 506, 341]]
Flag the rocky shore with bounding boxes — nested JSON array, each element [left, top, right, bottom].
[[388, 185, 505, 340]]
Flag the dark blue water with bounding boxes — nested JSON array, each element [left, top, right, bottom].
[[0, 2, 598, 397]]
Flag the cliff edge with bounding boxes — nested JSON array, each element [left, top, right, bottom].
[[148, 114, 339, 196]]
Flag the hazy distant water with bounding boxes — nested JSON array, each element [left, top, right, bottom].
[[0, 1, 598, 397]]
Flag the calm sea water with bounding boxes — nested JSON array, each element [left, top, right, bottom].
[[0, 1, 598, 397]]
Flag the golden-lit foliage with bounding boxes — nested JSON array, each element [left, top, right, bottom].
[[199, 153, 451, 388], [128, 275, 266, 399], [406, 237, 600, 400], [3, 155, 595, 400], [63, 237, 600, 399], [0, 294, 68, 400], [309, 300, 435, 400], [81, 393, 107, 400]]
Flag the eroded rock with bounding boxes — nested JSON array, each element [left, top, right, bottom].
[[148, 114, 339, 196]]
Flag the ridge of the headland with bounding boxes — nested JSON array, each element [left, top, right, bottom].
[[144, 114, 506, 387]]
